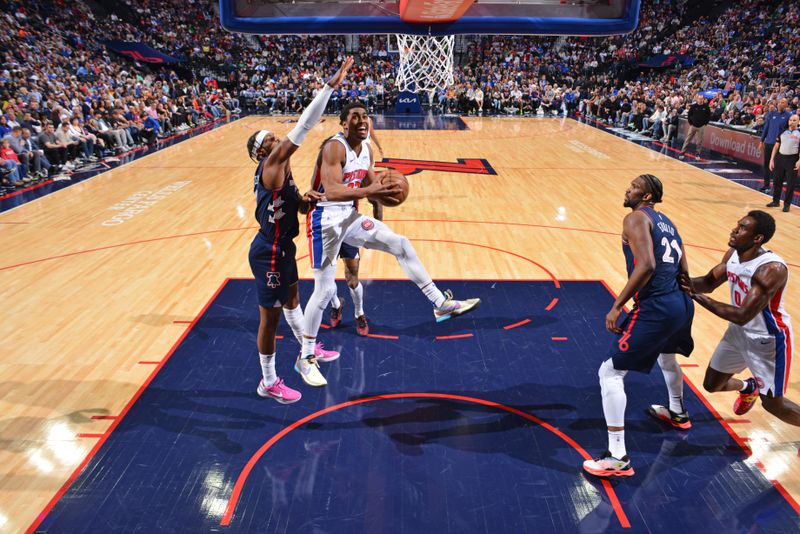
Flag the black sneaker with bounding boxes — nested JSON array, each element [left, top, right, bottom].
[[356, 315, 369, 336]]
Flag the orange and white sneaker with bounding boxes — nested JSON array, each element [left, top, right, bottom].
[[733, 377, 760, 415], [583, 451, 635, 478], [647, 404, 692, 430]]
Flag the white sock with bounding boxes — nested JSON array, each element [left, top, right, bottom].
[[608, 430, 626, 459], [282, 305, 304, 345], [259, 352, 277, 386], [421, 281, 446, 308], [740, 378, 756, 393], [330, 293, 341, 309], [301, 337, 316, 359], [657, 353, 685, 414], [350, 283, 364, 317]]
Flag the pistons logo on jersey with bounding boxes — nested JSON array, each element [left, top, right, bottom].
[[266, 271, 281, 288]]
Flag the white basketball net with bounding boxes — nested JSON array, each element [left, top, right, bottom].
[[395, 34, 455, 103]]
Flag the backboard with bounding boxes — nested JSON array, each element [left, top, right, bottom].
[[219, 0, 641, 36]]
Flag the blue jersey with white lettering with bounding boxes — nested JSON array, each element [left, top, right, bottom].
[[622, 206, 684, 301], [253, 160, 301, 247]]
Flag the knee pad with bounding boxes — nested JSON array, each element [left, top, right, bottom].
[[310, 280, 337, 310], [375, 229, 406, 257], [310, 268, 337, 310], [598, 359, 626, 395]]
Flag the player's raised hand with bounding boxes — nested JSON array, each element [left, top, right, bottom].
[[326, 57, 354, 89]]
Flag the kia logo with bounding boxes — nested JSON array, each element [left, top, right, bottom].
[[398, 98, 416, 103]]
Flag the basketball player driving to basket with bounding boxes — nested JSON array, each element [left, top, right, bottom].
[[295, 98, 482, 387]]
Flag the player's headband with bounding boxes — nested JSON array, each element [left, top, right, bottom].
[[251, 130, 272, 159]]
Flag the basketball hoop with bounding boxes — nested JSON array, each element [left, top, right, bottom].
[[395, 34, 455, 107]]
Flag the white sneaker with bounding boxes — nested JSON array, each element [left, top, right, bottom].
[[294, 356, 327, 387], [433, 289, 481, 322]]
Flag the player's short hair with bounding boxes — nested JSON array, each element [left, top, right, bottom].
[[339, 101, 367, 124], [747, 210, 776, 244], [638, 174, 663, 203]]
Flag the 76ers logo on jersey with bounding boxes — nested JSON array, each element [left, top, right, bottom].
[[266, 272, 281, 288], [361, 219, 374, 231]]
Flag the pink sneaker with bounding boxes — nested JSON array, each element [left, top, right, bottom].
[[314, 342, 340, 363], [257, 378, 301, 404]]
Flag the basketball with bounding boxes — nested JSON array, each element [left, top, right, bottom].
[[376, 170, 409, 207]]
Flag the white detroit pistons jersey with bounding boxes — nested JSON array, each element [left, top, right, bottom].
[[314, 132, 371, 208], [727, 250, 792, 336]]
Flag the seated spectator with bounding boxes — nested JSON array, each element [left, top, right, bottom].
[[1, 139, 29, 184], [56, 122, 82, 163], [68, 119, 98, 160], [39, 123, 72, 170], [1, 154, 23, 188], [3, 127, 33, 179], [644, 105, 666, 138], [21, 128, 52, 178], [661, 108, 680, 143]]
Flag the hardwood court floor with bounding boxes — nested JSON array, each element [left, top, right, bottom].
[[1, 116, 799, 532]]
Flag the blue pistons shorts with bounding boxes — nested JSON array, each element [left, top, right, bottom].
[[607, 291, 695, 373], [248, 233, 298, 308]]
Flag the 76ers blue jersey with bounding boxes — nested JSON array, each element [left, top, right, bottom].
[[254, 160, 300, 246], [623, 206, 684, 301]]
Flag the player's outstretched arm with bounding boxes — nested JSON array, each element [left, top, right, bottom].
[[691, 262, 787, 325], [681, 248, 733, 294], [267, 57, 355, 169], [605, 211, 655, 333]]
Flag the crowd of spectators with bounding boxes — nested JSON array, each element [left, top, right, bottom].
[[2, 0, 799, 189], [0, 0, 239, 188], [572, 0, 799, 144]]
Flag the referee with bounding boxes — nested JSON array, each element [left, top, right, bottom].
[[766, 114, 800, 212], [760, 98, 791, 193]]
